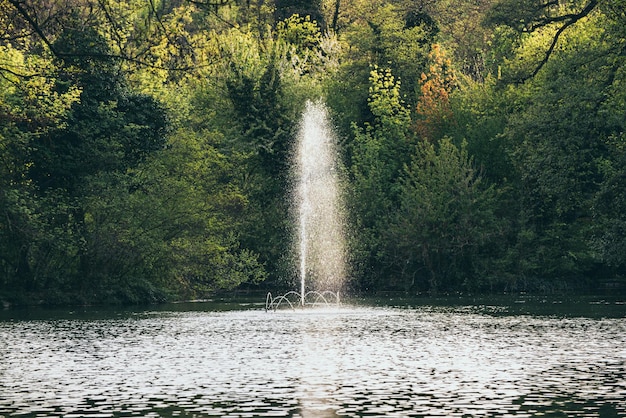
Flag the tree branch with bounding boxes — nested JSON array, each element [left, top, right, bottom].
[[187, 0, 230, 8], [4, 0, 227, 72], [96, 0, 126, 53], [0, 65, 41, 80], [7, 0, 59, 56], [528, 0, 598, 30], [519, 0, 599, 82]]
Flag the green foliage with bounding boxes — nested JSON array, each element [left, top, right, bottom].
[[3, 0, 626, 305], [592, 133, 626, 269], [0, 4, 272, 304], [448, 76, 512, 184], [277, 14, 322, 53], [429, 0, 497, 80], [226, 56, 291, 175], [27, 26, 168, 195], [0, 40, 84, 300], [325, 2, 433, 134], [388, 138, 501, 292], [348, 67, 414, 287], [275, 0, 325, 27], [495, 10, 624, 287], [275, 13, 341, 80], [484, 0, 554, 31], [81, 128, 266, 301], [347, 3, 432, 103], [221, 50, 294, 284]]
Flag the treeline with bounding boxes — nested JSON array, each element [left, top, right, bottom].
[[1, 0, 624, 304]]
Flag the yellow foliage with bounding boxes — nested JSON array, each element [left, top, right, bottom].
[[0, 44, 80, 131]]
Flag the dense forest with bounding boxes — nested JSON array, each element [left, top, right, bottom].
[[1, 0, 625, 305]]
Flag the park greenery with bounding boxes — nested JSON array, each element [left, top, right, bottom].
[[1, 0, 625, 304]]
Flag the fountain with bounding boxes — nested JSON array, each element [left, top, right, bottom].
[[266, 100, 347, 311]]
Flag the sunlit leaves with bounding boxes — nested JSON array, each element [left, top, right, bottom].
[[2, 0, 223, 74], [340, 3, 431, 102], [275, 13, 340, 79], [367, 66, 411, 132], [0, 44, 80, 131], [277, 14, 321, 52], [485, 0, 602, 81], [348, 66, 414, 284], [415, 44, 457, 142]]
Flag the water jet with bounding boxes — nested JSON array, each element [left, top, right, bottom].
[[266, 100, 346, 311]]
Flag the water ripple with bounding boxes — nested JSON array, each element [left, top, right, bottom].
[[1, 305, 625, 417]]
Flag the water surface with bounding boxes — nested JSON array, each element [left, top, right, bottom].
[[1, 298, 625, 417]]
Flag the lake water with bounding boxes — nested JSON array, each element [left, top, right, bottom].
[[1, 296, 625, 417]]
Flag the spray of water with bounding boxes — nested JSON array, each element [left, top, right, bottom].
[[294, 100, 347, 302], [265, 100, 347, 310]]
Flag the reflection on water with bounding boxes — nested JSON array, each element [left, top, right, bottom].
[[1, 299, 625, 417]]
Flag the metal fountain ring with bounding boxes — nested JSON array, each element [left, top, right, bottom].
[[265, 290, 340, 311]]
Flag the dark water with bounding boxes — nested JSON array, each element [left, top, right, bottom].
[[1, 297, 625, 417]]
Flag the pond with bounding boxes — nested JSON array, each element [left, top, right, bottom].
[[1, 295, 625, 417]]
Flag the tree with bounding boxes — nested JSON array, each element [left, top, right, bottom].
[[415, 44, 458, 142], [430, 0, 497, 81], [499, 10, 624, 289], [2, 0, 231, 75], [388, 138, 500, 293], [325, 1, 433, 134], [485, 0, 601, 81], [29, 26, 168, 193], [0, 39, 81, 300], [275, 0, 325, 29], [1, 10, 177, 303], [348, 66, 413, 288], [592, 133, 626, 273], [447, 76, 512, 185], [81, 127, 266, 302]]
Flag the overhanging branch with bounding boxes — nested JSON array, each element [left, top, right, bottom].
[[4, 0, 227, 72], [520, 0, 599, 82], [7, 0, 60, 56]]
